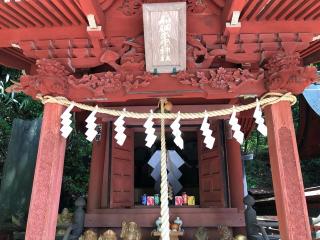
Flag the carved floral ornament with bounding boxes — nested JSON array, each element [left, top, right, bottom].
[[175, 67, 265, 91], [264, 52, 317, 94], [8, 59, 153, 99], [6, 51, 317, 100]]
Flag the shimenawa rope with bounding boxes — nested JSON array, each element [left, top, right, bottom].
[[159, 98, 170, 240], [36, 92, 296, 120], [35, 92, 296, 239]]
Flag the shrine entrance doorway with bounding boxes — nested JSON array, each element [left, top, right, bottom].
[[134, 130, 200, 206], [106, 120, 228, 209]]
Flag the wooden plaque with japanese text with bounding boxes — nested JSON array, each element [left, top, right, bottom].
[[143, 2, 186, 73]]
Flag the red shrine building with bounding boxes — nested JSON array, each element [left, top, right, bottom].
[[0, 1, 320, 240]]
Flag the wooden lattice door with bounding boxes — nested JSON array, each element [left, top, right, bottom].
[[110, 127, 134, 208], [198, 120, 227, 207]]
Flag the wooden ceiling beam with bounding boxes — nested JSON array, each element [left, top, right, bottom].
[[0, 25, 88, 47], [76, 0, 105, 29], [255, 0, 277, 21], [50, 0, 81, 25], [75, 0, 106, 59], [60, 1, 87, 24], [240, 20, 320, 34], [0, 48, 35, 72], [240, 0, 257, 21], [36, 0, 71, 26], [0, 6, 29, 28], [250, 0, 271, 21], [3, 1, 44, 27], [18, 1, 55, 26], [294, 0, 320, 20], [99, 0, 115, 11], [281, 0, 309, 20], [273, 0, 298, 20], [223, 0, 246, 24], [0, 12, 20, 28]]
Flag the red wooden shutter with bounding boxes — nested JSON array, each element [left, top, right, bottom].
[[110, 127, 134, 208], [198, 120, 227, 207]]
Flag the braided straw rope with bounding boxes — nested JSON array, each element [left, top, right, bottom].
[[159, 98, 170, 240], [36, 92, 296, 120], [36, 92, 296, 240]]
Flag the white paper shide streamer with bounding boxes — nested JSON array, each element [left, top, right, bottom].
[[170, 112, 183, 149], [253, 99, 267, 136], [200, 111, 215, 149], [114, 109, 127, 146], [144, 110, 157, 148], [85, 106, 98, 142], [229, 107, 244, 144], [60, 103, 75, 138]]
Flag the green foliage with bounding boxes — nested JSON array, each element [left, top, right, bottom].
[[244, 98, 320, 190], [301, 158, 320, 187], [0, 66, 92, 209], [243, 130, 272, 189], [0, 67, 43, 166], [61, 129, 92, 208]]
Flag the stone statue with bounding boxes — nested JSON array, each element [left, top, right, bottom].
[[57, 208, 73, 225], [68, 197, 86, 240], [194, 227, 208, 240], [99, 230, 117, 240], [234, 235, 247, 240], [79, 229, 98, 240], [120, 221, 142, 240], [155, 217, 162, 231], [217, 225, 233, 240], [57, 208, 73, 235]]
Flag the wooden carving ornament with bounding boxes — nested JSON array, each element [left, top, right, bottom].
[[68, 71, 152, 98], [264, 52, 317, 94], [17, 59, 70, 97], [176, 67, 265, 91]]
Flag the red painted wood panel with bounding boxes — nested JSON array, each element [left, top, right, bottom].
[[109, 127, 134, 208], [198, 120, 226, 208], [85, 207, 245, 228], [87, 121, 107, 212]]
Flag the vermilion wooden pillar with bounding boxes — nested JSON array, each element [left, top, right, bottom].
[[226, 137, 244, 210], [26, 103, 67, 240], [265, 101, 311, 240], [225, 125, 245, 235], [87, 121, 107, 211]]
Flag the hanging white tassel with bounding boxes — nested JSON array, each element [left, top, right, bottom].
[[85, 106, 98, 142], [144, 110, 157, 148], [229, 106, 244, 144], [170, 111, 183, 149], [200, 111, 215, 149], [114, 109, 127, 146], [253, 99, 268, 136], [60, 103, 75, 138]]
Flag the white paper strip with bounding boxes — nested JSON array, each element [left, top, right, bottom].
[[85, 106, 98, 142], [114, 109, 127, 146], [200, 112, 215, 149], [253, 99, 268, 136], [60, 103, 75, 138], [229, 107, 244, 144], [170, 112, 184, 149]]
